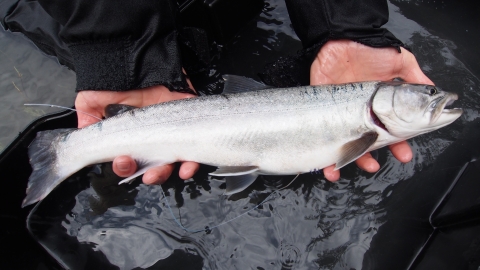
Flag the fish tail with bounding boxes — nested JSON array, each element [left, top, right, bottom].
[[22, 128, 75, 207]]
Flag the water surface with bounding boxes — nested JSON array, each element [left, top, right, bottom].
[[0, 27, 76, 152]]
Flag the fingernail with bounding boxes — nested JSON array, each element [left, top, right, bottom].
[[117, 161, 131, 172]]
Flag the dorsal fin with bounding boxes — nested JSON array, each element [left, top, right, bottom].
[[222, 75, 271, 94], [105, 104, 138, 118]]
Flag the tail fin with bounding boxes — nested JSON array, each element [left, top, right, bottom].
[[22, 129, 75, 207]]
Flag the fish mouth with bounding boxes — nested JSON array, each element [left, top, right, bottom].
[[430, 93, 463, 125]]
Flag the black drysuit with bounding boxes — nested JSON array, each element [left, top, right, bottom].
[[1, 0, 404, 92]]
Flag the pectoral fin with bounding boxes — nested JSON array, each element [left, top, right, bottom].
[[209, 166, 260, 195], [334, 132, 378, 170]]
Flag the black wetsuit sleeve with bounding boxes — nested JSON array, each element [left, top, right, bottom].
[[34, 0, 188, 92], [285, 0, 403, 51]]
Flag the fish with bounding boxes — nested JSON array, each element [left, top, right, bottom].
[[22, 75, 463, 207]]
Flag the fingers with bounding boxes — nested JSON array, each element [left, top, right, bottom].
[[323, 165, 340, 181], [323, 152, 381, 182], [75, 92, 103, 128], [399, 48, 434, 85], [77, 113, 102, 128], [355, 152, 381, 173], [113, 156, 138, 177], [112, 156, 198, 185], [388, 141, 413, 163], [141, 161, 200, 185], [142, 164, 176, 185], [112, 155, 173, 184], [178, 162, 200, 180], [351, 143, 412, 175], [142, 162, 199, 185]]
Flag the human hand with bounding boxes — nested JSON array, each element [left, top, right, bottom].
[[75, 84, 200, 185], [310, 40, 433, 181]]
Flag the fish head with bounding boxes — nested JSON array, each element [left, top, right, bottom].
[[372, 82, 462, 139]]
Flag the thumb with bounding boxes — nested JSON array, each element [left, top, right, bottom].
[[75, 92, 103, 128], [399, 48, 434, 85], [77, 112, 102, 128]]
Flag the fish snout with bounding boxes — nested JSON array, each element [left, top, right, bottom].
[[430, 93, 462, 125]]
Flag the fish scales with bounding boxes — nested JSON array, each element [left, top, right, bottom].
[[22, 79, 462, 206], [58, 83, 377, 174]]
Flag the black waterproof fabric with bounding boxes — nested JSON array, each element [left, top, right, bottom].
[[1, 0, 404, 92], [285, 0, 403, 50], [37, 0, 189, 91]]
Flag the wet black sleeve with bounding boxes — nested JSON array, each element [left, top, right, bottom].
[[34, 0, 188, 92], [285, 0, 403, 51]]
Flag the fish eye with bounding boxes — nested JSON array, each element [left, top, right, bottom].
[[427, 86, 437, 96]]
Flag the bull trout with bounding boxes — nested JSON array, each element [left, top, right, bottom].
[[22, 75, 462, 207]]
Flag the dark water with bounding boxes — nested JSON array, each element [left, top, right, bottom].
[[18, 0, 480, 269], [0, 27, 76, 152]]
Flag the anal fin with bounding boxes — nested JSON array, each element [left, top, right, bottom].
[[334, 132, 378, 170]]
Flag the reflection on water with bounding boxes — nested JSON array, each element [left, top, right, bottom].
[[25, 0, 480, 269], [0, 27, 76, 152]]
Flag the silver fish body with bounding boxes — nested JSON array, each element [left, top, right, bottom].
[[23, 78, 462, 206]]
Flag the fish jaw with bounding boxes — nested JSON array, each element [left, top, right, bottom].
[[429, 93, 463, 128]]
